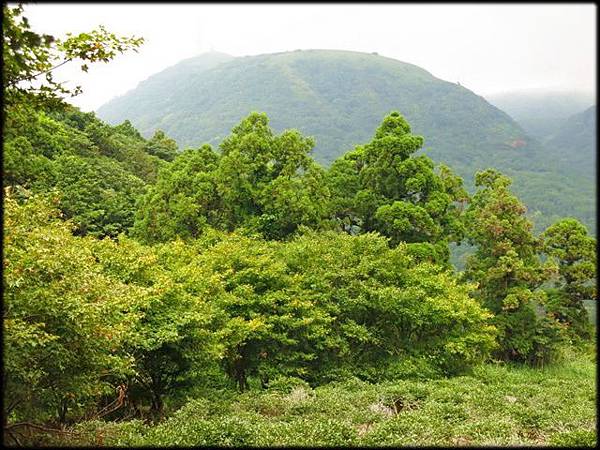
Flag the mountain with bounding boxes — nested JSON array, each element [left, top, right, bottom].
[[98, 50, 539, 168], [97, 50, 595, 232], [545, 105, 596, 179], [485, 89, 595, 141]]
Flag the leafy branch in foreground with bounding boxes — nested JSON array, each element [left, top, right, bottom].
[[2, 3, 143, 109]]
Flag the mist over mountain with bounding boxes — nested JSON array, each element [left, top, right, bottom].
[[486, 89, 595, 140], [97, 50, 595, 232]]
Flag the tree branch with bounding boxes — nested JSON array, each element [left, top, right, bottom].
[[3, 421, 80, 435], [10, 58, 72, 85]]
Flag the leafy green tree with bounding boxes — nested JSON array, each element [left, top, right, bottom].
[[281, 230, 497, 382], [541, 218, 596, 340], [133, 113, 330, 243], [145, 130, 179, 162], [327, 112, 468, 264], [4, 108, 98, 162], [3, 5, 154, 239], [93, 237, 220, 417], [132, 145, 222, 244], [3, 136, 56, 190], [3, 191, 146, 427], [216, 113, 329, 239], [463, 169, 563, 364], [189, 234, 330, 391], [114, 119, 144, 140]]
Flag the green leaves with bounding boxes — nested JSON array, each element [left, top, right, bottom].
[[60, 25, 143, 64], [3, 192, 147, 424], [279, 231, 496, 380], [463, 170, 566, 364], [144, 130, 179, 162], [326, 112, 468, 261], [133, 113, 330, 243], [541, 218, 596, 341], [3, 5, 143, 108]]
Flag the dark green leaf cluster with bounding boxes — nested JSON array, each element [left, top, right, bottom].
[[326, 111, 468, 265], [3, 103, 168, 238], [132, 112, 329, 243]]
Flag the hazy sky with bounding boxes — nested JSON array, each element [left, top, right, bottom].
[[18, 2, 597, 112]]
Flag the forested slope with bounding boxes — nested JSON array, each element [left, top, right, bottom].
[[545, 105, 596, 180], [486, 89, 594, 140]]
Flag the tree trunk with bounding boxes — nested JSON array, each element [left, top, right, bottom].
[[57, 398, 68, 424], [151, 392, 163, 415]]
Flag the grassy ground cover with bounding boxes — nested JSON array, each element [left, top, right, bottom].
[[51, 348, 596, 447]]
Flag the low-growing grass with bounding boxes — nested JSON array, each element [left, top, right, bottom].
[[61, 350, 596, 447]]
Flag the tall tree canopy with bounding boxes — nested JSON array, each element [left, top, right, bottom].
[[133, 113, 330, 243], [541, 218, 596, 340], [326, 112, 468, 264], [462, 169, 563, 364]]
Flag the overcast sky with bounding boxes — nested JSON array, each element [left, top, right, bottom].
[[17, 2, 597, 112]]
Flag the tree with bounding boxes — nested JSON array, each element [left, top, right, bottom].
[[133, 113, 330, 243], [3, 191, 146, 428], [463, 169, 563, 364], [132, 145, 222, 244], [216, 113, 329, 239], [281, 230, 497, 382], [92, 237, 220, 417], [541, 218, 596, 340], [190, 234, 330, 391], [326, 112, 468, 264], [145, 130, 179, 162]]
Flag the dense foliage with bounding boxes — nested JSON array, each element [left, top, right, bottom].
[[3, 193, 145, 425], [541, 218, 597, 341], [2, 5, 596, 446], [462, 170, 564, 364], [3, 104, 164, 238], [132, 113, 329, 243], [326, 111, 467, 264]]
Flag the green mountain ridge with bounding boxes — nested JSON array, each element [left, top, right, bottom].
[[97, 49, 595, 232]]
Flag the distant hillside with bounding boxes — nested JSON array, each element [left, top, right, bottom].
[[486, 89, 595, 140], [97, 50, 595, 232], [546, 105, 596, 179]]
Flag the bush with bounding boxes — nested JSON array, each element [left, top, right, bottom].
[[549, 430, 596, 447]]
